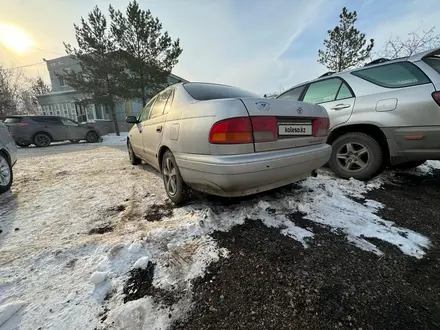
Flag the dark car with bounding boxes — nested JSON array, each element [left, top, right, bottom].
[[4, 116, 101, 147]]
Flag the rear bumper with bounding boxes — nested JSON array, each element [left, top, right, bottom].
[[383, 126, 440, 164], [175, 144, 332, 197], [10, 133, 33, 145]]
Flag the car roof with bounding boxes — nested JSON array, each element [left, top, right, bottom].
[[280, 46, 440, 95]]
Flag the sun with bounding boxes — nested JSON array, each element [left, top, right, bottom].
[[0, 22, 35, 55]]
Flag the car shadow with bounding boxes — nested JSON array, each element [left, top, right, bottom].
[[0, 191, 19, 248]]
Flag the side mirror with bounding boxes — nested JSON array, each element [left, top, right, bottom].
[[126, 116, 138, 124]]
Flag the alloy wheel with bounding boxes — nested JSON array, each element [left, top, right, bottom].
[[35, 134, 51, 147], [0, 156, 11, 187], [163, 157, 178, 196], [336, 142, 370, 172]]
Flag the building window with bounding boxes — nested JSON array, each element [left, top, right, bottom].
[[59, 76, 65, 86], [56, 110, 60, 116]]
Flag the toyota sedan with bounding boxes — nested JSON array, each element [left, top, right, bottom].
[[126, 82, 331, 205]]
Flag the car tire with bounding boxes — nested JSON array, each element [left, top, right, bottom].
[[162, 150, 190, 206], [86, 131, 99, 143], [70, 140, 80, 144], [391, 160, 426, 170], [16, 142, 30, 148], [329, 132, 383, 181], [127, 141, 141, 165], [0, 152, 13, 194], [34, 133, 52, 147]]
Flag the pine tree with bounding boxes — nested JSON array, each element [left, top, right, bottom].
[[318, 7, 374, 72], [62, 6, 127, 135], [109, 1, 183, 106]]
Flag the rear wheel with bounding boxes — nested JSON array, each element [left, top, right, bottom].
[[70, 140, 80, 144], [392, 161, 426, 170], [34, 133, 51, 147], [16, 142, 30, 148], [329, 132, 384, 181], [127, 141, 141, 165], [0, 153, 13, 194], [162, 150, 190, 205], [86, 131, 99, 143]]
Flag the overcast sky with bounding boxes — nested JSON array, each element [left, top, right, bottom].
[[1, 0, 439, 94]]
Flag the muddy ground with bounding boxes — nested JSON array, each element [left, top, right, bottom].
[[169, 170, 440, 330]]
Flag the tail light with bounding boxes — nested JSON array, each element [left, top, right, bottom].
[[209, 117, 253, 144], [209, 116, 278, 144], [432, 91, 440, 106], [312, 117, 330, 137], [251, 117, 278, 142]]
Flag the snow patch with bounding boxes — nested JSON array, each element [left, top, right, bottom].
[[403, 160, 440, 176], [101, 132, 129, 146], [133, 256, 150, 269], [90, 271, 108, 284]]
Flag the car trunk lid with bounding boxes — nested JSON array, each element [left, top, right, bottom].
[[239, 98, 329, 152]]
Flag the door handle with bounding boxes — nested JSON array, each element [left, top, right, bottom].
[[156, 125, 162, 133], [331, 104, 351, 110]]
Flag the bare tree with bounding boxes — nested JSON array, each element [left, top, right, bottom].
[[0, 65, 50, 117], [0, 65, 22, 117], [382, 26, 440, 59]]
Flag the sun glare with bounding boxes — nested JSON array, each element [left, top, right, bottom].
[[0, 22, 35, 55]]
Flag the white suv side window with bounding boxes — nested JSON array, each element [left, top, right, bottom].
[[303, 79, 341, 104]]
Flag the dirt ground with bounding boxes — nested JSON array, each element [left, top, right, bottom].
[[172, 170, 440, 330]]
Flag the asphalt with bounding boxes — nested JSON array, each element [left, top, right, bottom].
[[17, 142, 125, 158]]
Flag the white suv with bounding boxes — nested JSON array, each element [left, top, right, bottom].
[[277, 47, 440, 180]]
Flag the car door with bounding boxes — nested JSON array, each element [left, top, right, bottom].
[[60, 118, 86, 140], [142, 89, 173, 168], [301, 78, 355, 130], [130, 98, 156, 159], [39, 117, 67, 141]]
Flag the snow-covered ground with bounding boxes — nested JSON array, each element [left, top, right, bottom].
[[101, 132, 128, 146], [0, 146, 437, 329]]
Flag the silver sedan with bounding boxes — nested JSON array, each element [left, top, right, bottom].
[[0, 121, 18, 194], [126, 82, 331, 205]]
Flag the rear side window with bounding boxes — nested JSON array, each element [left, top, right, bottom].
[[303, 78, 353, 104], [277, 86, 305, 100], [4, 117, 23, 123], [423, 57, 440, 74], [183, 83, 258, 101], [351, 62, 431, 88]]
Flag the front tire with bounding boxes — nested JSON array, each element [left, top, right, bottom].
[[16, 142, 30, 148], [329, 132, 384, 180], [162, 150, 190, 206], [86, 131, 99, 143], [127, 141, 141, 165], [0, 153, 13, 194], [34, 133, 51, 147]]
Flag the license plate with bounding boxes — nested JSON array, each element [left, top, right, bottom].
[[278, 122, 312, 136]]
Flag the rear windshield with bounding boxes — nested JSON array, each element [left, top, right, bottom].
[[423, 57, 440, 74], [4, 117, 23, 123], [183, 83, 258, 101]]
